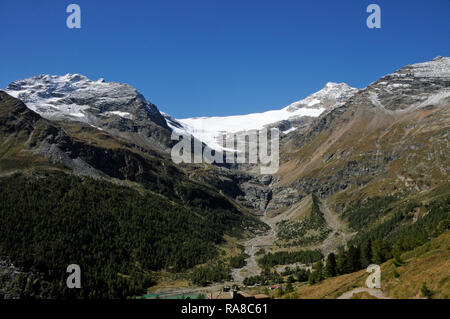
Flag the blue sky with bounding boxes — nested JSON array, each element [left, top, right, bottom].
[[0, 0, 449, 118]]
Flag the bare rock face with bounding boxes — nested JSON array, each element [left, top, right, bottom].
[[189, 167, 273, 213], [5, 74, 173, 152]]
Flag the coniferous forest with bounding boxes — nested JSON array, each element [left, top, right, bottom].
[[0, 172, 252, 298]]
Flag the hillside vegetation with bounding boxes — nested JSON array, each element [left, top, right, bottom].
[[0, 172, 255, 298], [284, 229, 450, 299], [276, 194, 331, 247]]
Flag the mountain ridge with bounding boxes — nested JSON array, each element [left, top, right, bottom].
[[5, 74, 173, 152], [0, 56, 449, 298], [4, 75, 360, 152]]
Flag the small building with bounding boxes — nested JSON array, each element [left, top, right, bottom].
[[270, 285, 280, 290]]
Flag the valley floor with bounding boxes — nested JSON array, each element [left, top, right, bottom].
[[150, 217, 450, 300], [231, 209, 278, 282], [231, 198, 354, 282]]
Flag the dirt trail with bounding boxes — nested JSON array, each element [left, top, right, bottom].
[[231, 210, 277, 282], [337, 287, 391, 299]]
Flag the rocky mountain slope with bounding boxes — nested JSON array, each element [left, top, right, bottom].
[[0, 90, 266, 217], [5, 74, 173, 152], [246, 57, 450, 266], [276, 57, 449, 205]]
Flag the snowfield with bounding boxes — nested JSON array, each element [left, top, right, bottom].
[[176, 107, 324, 150], [172, 82, 358, 150]]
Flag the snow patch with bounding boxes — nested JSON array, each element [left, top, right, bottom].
[[104, 111, 133, 119], [282, 127, 297, 134]]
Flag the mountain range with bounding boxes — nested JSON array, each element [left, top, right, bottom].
[[0, 56, 449, 299]]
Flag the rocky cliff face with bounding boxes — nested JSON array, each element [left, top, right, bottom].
[[189, 167, 274, 213]]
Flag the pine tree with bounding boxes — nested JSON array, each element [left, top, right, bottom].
[[308, 271, 319, 285], [372, 239, 392, 264], [336, 247, 346, 275], [421, 283, 434, 299], [314, 261, 324, 277], [324, 253, 337, 278], [347, 245, 361, 272], [360, 239, 372, 268], [309, 261, 324, 284], [285, 282, 294, 293], [276, 287, 284, 298]]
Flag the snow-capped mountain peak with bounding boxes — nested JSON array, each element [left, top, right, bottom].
[[4, 74, 162, 122], [366, 56, 450, 112], [403, 56, 450, 78], [285, 82, 358, 112], [4, 74, 172, 151]]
